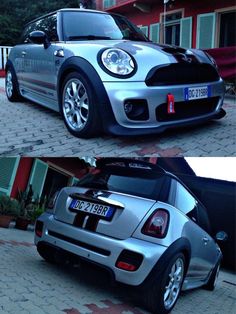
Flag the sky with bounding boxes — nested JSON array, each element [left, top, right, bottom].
[[185, 157, 236, 182]]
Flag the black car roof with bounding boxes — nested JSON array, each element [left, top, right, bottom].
[[96, 158, 207, 208], [24, 8, 109, 27], [96, 158, 167, 175]]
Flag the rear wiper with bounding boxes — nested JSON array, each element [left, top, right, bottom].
[[68, 35, 112, 40]]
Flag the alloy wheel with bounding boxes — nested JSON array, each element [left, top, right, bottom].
[[164, 257, 184, 310], [63, 78, 89, 131], [213, 264, 220, 288], [6, 71, 13, 98]]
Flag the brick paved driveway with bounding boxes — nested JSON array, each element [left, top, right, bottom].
[[0, 227, 236, 314], [0, 78, 235, 156]]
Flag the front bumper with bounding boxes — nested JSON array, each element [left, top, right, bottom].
[[102, 79, 225, 135], [35, 213, 167, 286]]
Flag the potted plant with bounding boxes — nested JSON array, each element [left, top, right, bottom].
[[0, 195, 21, 228], [15, 186, 34, 230], [31, 206, 45, 223], [30, 194, 47, 224], [15, 190, 47, 230]]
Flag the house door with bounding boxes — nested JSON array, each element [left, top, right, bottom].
[[41, 167, 69, 203], [219, 11, 236, 47]]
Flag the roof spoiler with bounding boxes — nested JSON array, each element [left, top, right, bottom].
[[96, 158, 166, 174]]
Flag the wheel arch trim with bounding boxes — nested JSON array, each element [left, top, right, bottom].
[[57, 56, 117, 131], [139, 237, 191, 288], [5, 59, 21, 96]]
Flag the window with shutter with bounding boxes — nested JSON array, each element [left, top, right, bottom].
[[0, 157, 20, 196], [150, 23, 160, 43], [161, 10, 182, 45], [139, 26, 149, 37], [180, 17, 192, 48], [103, 0, 116, 9], [197, 13, 216, 49], [28, 159, 48, 200]]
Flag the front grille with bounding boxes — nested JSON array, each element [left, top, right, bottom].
[[48, 230, 111, 256], [146, 63, 220, 86], [156, 97, 219, 122]]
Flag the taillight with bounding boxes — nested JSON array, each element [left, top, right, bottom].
[[142, 209, 169, 238], [35, 220, 44, 237]]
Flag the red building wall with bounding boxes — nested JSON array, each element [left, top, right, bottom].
[[96, 0, 235, 48], [10, 158, 33, 199], [40, 158, 89, 178], [10, 158, 90, 199]]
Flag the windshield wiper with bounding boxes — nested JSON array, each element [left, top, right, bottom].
[[122, 35, 149, 42], [68, 35, 112, 40]]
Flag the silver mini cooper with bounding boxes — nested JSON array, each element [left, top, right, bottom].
[[6, 8, 225, 138], [35, 158, 226, 313]]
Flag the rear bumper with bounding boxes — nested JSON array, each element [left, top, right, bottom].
[[35, 213, 167, 286], [102, 79, 225, 136]]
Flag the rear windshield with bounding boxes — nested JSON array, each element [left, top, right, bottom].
[[62, 11, 148, 42], [77, 167, 167, 200]]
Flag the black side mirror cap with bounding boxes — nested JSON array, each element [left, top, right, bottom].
[[215, 231, 228, 242], [28, 31, 51, 49]]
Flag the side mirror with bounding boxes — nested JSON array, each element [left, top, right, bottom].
[[28, 31, 51, 49], [215, 231, 228, 242]]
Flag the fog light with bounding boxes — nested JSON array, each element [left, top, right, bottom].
[[116, 261, 137, 271], [124, 99, 149, 121], [124, 101, 133, 114], [116, 249, 143, 271]]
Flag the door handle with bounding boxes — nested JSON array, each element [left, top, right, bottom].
[[202, 237, 209, 245]]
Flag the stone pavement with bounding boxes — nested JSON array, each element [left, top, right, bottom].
[[0, 227, 236, 314], [0, 78, 235, 157]]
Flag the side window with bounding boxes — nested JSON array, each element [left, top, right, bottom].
[[37, 14, 58, 42], [196, 203, 212, 234], [20, 22, 37, 44], [175, 181, 196, 214], [20, 14, 58, 44]]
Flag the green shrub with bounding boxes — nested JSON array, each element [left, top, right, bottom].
[[31, 207, 44, 222], [0, 195, 21, 216]]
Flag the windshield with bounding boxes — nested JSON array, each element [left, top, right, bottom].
[[77, 168, 165, 200], [62, 11, 148, 42]]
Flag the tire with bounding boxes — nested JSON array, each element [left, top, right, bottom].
[[5, 67, 22, 102], [143, 253, 186, 314], [37, 244, 55, 264], [204, 260, 221, 291], [60, 72, 102, 138]]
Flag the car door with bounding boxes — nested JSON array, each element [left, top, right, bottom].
[[13, 22, 37, 90], [174, 181, 218, 280], [21, 13, 62, 110], [185, 204, 218, 281]]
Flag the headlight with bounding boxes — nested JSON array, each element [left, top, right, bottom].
[[205, 52, 218, 69], [100, 48, 136, 77]]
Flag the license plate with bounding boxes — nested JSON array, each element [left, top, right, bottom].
[[69, 199, 114, 219], [184, 86, 211, 101]]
